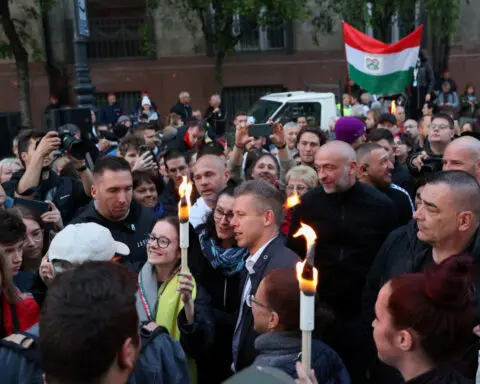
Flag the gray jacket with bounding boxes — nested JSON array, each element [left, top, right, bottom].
[[254, 331, 351, 383]]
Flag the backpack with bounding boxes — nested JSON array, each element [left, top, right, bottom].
[[0, 322, 190, 384]]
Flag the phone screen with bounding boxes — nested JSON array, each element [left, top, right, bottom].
[[248, 124, 273, 137]]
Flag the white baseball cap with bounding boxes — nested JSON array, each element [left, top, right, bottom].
[[48, 223, 130, 264]]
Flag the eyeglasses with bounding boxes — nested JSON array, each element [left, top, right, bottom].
[[246, 294, 274, 311], [286, 184, 308, 194], [428, 124, 450, 130], [168, 165, 188, 175], [147, 234, 173, 249], [214, 207, 234, 222], [27, 229, 44, 243]]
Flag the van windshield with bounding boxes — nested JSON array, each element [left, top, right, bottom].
[[248, 99, 282, 123]]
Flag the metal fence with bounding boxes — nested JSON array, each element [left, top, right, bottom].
[[88, 17, 151, 59], [95, 91, 141, 115], [221, 85, 287, 117]]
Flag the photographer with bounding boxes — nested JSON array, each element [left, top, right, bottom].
[[3, 130, 93, 224], [407, 113, 454, 177]]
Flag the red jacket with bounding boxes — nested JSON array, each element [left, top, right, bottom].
[[2, 292, 40, 336]]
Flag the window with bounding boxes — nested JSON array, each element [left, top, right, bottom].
[[273, 102, 322, 126], [248, 99, 282, 123], [87, 2, 153, 59], [233, 14, 288, 52]]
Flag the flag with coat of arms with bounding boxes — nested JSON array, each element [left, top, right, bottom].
[[342, 22, 424, 94]]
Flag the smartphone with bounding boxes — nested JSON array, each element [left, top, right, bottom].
[[138, 145, 149, 155], [248, 123, 273, 137], [14, 198, 51, 216]]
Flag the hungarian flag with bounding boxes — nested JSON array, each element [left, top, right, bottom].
[[343, 22, 423, 94]]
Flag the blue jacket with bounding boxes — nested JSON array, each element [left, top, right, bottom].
[[100, 103, 122, 126], [0, 322, 191, 384], [254, 331, 351, 383]]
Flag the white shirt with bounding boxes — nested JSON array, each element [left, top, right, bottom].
[[189, 197, 212, 229], [232, 235, 277, 368]]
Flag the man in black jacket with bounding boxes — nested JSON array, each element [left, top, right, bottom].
[[170, 91, 192, 122], [157, 150, 193, 217], [367, 128, 415, 198], [231, 180, 300, 372], [363, 170, 480, 382], [286, 140, 398, 384], [163, 120, 206, 154], [71, 157, 157, 272], [204, 94, 227, 140], [356, 143, 414, 226], [3, 130, 93, 224]]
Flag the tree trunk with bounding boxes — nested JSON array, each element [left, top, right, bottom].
[[0, 0, 32, 129], [215, 49, 225, 92]]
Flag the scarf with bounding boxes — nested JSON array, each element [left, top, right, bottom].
[[139, 265, 198, 384], [199, 229, 247, 276]]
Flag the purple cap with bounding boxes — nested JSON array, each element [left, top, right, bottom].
[[334, 117, 366, 144]]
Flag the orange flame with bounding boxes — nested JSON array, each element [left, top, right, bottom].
[[285, 192, 301, 209], [293, 223, 319, 293], [178, 176, 193, 222], [391, 100, 396, 114]]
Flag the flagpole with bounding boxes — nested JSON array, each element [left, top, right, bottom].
[[342, 21, 351, 109]]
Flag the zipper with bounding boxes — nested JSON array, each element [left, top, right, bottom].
[[223, 277, 228, 310]]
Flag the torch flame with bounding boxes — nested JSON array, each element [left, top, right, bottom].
[[284, 192, 301, 209], [391, 100, 396, 114], [292, 222, 317, 248], [296, 260, 319, 294], [293, 223, 319, 293], [178, 176, 193, 222]]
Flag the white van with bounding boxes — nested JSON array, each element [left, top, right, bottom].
[[248, 91, 337, 132]]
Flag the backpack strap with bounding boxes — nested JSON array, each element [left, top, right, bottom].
[[0, 331, 42, 365], [139, 321, 169, 352]]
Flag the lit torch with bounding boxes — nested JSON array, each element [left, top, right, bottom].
[[391, 100, 397, 114], [178, 176, 193, 272], [284, 192, 301, 210], [293, 223, 319, 372]]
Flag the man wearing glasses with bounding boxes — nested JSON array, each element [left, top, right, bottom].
[[408, 113, 455, 176], [157, 150, 195, 217]]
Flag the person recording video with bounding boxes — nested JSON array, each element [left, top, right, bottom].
[[2, 129, 93, 224]]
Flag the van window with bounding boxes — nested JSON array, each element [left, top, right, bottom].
[[273, 102, 322, 127], [248, 99, 282, 123]]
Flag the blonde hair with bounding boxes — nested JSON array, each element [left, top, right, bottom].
[[0, 157, 21, 175], [285, 165, 319, 189]]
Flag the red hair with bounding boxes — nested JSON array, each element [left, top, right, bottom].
[[388, 257, 474, 363]]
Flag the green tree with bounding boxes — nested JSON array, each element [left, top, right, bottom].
[[311, 0, 468, 76], [0, 0, 54, 129], [152, 0, 309, 90]]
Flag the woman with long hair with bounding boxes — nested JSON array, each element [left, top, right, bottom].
[[195, 186, 247, 382], [0, 248, 40, 337], [136, 217, 214, 384], [372, 257, 475, 383]]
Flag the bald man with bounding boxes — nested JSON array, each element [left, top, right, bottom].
[[443, 136, 480, 182], [190, 154, 230, 228], [364, 170, 480, 383], [287, 140, 398, 383]]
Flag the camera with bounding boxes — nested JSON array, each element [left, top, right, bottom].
[[58, 130, 89, 160], [420, 156, 443, 174]]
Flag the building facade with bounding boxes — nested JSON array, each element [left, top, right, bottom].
[[0, 0, 479, 127]]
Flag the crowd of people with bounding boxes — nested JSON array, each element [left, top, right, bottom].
[[0, 80, 479, 384]]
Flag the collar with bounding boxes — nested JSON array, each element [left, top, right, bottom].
[[245, 236, 277, 274]]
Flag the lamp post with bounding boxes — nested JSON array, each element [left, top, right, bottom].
[[73, 0, 95, 109]]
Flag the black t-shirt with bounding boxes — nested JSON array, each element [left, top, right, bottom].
[[406, 366, 473, 384]]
